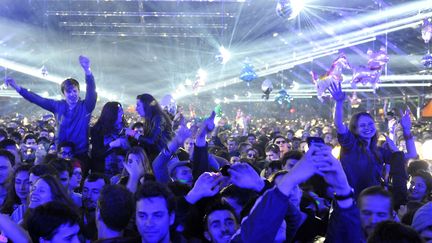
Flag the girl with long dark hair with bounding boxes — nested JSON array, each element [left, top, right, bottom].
[[91, 101, 129, 174], [126, 93, 173, 161]]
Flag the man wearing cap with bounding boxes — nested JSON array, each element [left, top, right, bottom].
[[167, 158, 193, 187]]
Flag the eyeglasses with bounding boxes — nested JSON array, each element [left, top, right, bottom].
[[275, 140, 286, 145], [247, 153, 256, 157]]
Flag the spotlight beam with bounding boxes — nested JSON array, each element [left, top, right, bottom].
[[177, 4, 431, 99], [0, 58, 118, 100], [0, 58, 64, 84]]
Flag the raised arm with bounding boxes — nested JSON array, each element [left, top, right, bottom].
[[152, 124, 191, 183], [235, 187, 301, 243], [191, 111, 216, 178], [196, 111, 215, 147], [328, 82, 348, 134], [5, 77, 58, 113], [399, 108, 417, 160], [312, 145, 362, 243], [0, 213, 31, 242], [235, 146, 322, 243], [79, 55, 97, 112]]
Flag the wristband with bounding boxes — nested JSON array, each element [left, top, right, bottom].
[[334, 188, 354, 201]]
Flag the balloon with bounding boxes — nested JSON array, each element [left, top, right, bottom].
[[422, 53, 432, 68], [348, 92, 362, 109], [351, 65, 383, 90], [274, 89, 292, 108], [262, 88, 271, 100], [310, 54, 351, 102], [240, 60, 258, 85], [367, 47, 389, 69], [159, 94, 177, 116], [261, 79, 273, 100], [40, 65, 48, 77], [422, 18, 432, 44], [289, 108, 296, 113], [351, 47, 389, 90], [261, 79, 273, 92]]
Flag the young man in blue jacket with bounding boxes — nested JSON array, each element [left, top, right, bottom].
[[5, 55, 97, 172]]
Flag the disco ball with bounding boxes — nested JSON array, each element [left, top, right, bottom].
[[276, 0, 294, 19], [276, 0, 302, 20]]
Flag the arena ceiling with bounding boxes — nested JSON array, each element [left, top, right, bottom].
[[0, 0, 431, 109]]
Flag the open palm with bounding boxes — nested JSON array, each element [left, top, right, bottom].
[[399, 108, 412, 130], [328, 82, 345, 102]]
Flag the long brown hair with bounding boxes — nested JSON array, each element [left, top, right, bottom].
[[136, 94, 173, 145], [31, 175, 78, 213], [1, 164, 32, 215], [93, 101, 126, 135], [349, 112, 382, 163]]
